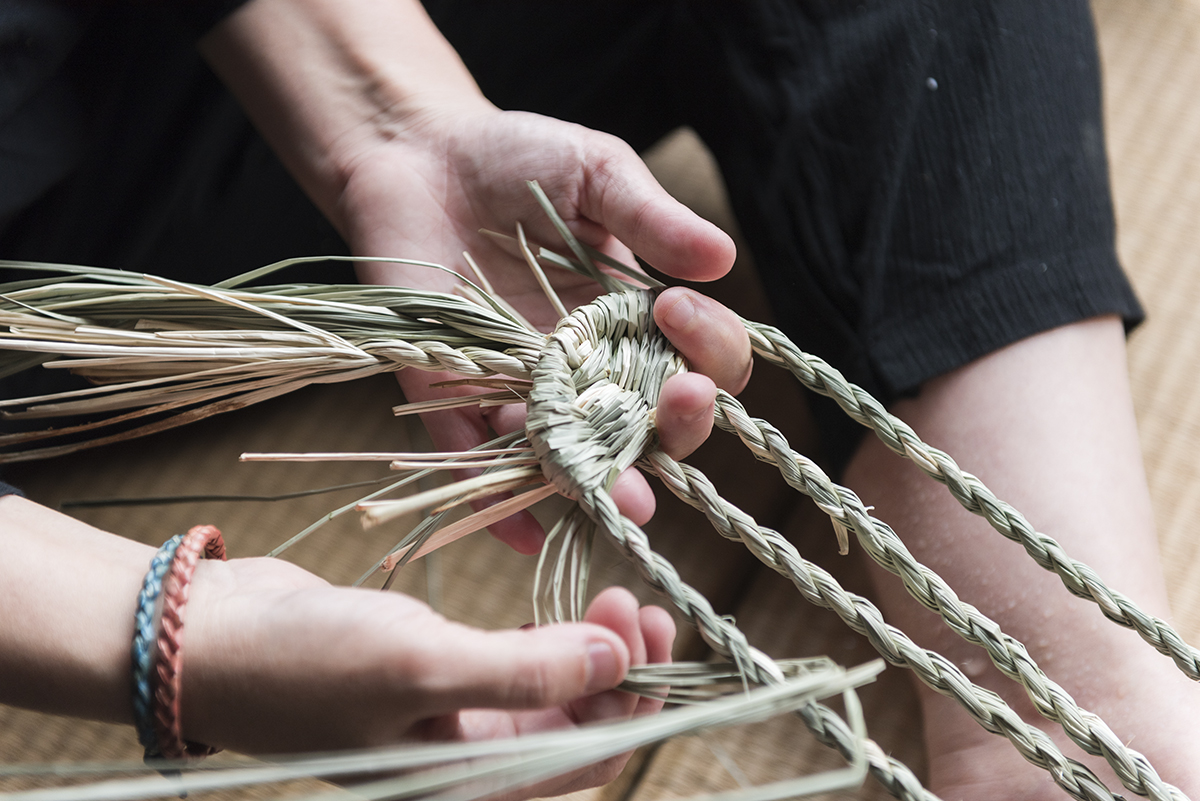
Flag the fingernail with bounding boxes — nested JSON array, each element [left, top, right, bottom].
[[585, 642, 620, 693], [662, 293, 696, 331]]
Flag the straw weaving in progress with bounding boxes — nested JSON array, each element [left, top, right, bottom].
[[0, 188, 1195, 801]]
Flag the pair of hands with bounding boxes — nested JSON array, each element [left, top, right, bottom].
[[187, 0, 755, 788]]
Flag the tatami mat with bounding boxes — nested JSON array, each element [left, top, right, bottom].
[[1099, 0, 1200, 640], [3, 0, 1200, 798]]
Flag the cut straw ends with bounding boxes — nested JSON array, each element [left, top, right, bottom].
[[377, 483, 560, 566]]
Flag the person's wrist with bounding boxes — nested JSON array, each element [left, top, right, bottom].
[[334, 98, 499, 219], [200, 0, 495, 231], [171, 557, 236, 750], [176, 557, 333, 752]]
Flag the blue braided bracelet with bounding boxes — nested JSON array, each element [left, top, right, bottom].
[[132, 533, 184, 759]]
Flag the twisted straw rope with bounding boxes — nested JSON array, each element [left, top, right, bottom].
[[706, 393, 1179, 801], [371, 342, 536, 379], [0, 335, 535, 381], [644, 448, 1145, 801], [526, 292, 937, 801], [527, 291, 1187, 801], [743, 319, 1200, 681], [5, 268, 1195, 798]]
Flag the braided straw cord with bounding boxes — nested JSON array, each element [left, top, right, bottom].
[[526, 291, 1195, 801], [0, 277, 543, 463], [527, 292, 939, 801], [370, 342, 536, 380], [742, 318, 1200, 682], [6, 264, 1195, 797], [17, 272, 1188, 702], [0, 271, 543, 387], [0, 334, 535, 382], [644, 448, 1128, 801], [706, 392, 1183, 801]]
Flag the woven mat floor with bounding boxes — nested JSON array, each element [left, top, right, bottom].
[[2, 0, 1199, 798]]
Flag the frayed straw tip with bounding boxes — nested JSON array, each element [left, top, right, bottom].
[[357, 500, 408, 530]]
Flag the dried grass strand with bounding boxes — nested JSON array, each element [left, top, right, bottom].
[[381, 484, 559, 568], [0, 661, 880, 801]]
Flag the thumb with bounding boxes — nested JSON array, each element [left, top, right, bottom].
[[655, 287, 753, 394], [422, 622, 631, 712], [579, 136, 736, 282]]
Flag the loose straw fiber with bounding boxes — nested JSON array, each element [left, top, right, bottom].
[[1, 214, 1198, 800]]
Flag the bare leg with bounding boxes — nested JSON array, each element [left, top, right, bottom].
[[843, 316, 1200, 797]]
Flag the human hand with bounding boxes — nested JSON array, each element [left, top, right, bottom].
[[182, 558, 674, 795], [340, 109, 752, 550], [200, 0, 753, 551]]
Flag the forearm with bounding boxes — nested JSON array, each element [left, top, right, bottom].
[[846, 316, 1200, 788], [197, 0, 491, 234], [0, 495, 154, 724]]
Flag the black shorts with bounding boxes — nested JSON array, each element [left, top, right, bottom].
[[0, 0, 1142, 470]]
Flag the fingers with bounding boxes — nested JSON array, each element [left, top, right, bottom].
[[455, 590, 675, 798], [609, 468, 656, 527], [579, 138, 736, 282], [554, 592, 676, 793], [422, 588, 672, 719], [655, 287, 753, 395], [577, 597, 675, 718], [478, 287, 749, 530], [655, 373, 717, 461], [423, 611, 631, 713], [652, 288, 750, 462], [566, 588, 651, 723], [632, 604, 675, 715]]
